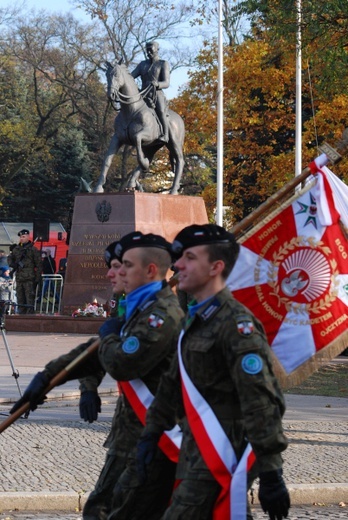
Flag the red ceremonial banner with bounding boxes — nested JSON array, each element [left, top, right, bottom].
[[227, 166, 348, 387]]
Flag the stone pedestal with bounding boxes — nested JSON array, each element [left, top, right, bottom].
[[62, 192, 208, 315]]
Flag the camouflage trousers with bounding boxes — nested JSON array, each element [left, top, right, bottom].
[[162, 479, 254, 520], [83, 449, 176, 520], [108, 451, 176, 520], [83, 451, 127, 520], [15, 280, 35, 314]]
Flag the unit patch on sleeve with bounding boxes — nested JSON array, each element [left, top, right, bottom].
[[236, 315, 254, 336], [148, 313, 164, 328], [241, 353, 263, 375], [122, 336, 140, 354]]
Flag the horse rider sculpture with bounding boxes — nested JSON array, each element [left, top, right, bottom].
[[93, 44, 185, 195], [131, 41, 170, 143]]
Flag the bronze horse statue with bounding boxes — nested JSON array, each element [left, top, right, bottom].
[[94, 62, 185, 194]]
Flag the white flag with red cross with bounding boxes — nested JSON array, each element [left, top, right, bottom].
[[227, 166, 348, 387]]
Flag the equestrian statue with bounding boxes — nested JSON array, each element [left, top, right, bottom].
[[94, 41, 185, 195]]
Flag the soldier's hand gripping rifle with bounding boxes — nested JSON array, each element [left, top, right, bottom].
[[0, 338, 100, 434]]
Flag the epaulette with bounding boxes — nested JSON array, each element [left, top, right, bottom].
[[139, 294, 158, 312], [200, 298, 221, 321]]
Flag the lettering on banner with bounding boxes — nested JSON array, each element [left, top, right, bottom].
[[335, 238, 347, 260], [320, 314, 348, 336]]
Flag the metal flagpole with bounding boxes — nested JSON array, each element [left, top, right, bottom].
[[295, 0, 302, 178], [216, 0, 224, 226]]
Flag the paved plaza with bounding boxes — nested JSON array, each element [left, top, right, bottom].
[[0, 332, 347, 519]]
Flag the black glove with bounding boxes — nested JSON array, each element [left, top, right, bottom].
[[99, 317, 123, 339], [136, 432, 160, 484], [258, 469, 290, 520], [10, 371, 50, 414], [79, 391, 101, 423]]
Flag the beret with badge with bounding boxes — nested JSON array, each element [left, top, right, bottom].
[[114, 231, 172, 261], [104, 231, 172, 266], [18, 229, 30, 237], [104, 240, 122, 268], [171, 224, 239, 258]]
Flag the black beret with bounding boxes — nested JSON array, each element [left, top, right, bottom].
[[115, 231, 171, 261], [172, 224, 238, 257], [104, 241, 122, 268], [18, 229, 30, 236]]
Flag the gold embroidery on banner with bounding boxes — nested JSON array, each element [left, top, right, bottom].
[[267, 237, 339, 315]]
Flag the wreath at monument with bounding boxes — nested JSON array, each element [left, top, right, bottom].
[[72, 300, 107, 318]]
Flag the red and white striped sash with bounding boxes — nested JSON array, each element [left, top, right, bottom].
[[119, 379, 182, 463], [178, 330, 256, 519]]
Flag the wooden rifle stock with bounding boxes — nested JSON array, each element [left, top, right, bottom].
[[0, 338, 100, 434]]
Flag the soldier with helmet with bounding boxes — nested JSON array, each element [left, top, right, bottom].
[[137, 224, 290, 520]]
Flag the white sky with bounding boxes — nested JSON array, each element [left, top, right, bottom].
[[4, 0, 190, 99]]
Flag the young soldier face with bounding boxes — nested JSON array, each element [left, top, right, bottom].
[[119, 248, 153, 294], [19, 234, 30, 244], [107, 258, 125, 296], [174, 245, 216, 298]]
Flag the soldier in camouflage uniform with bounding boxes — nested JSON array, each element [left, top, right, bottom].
[[78, 241, 126, 427], [78, 242, 127, 519], [8, 229, 42, 314], [11, 232, 184, 520], [137, 224, 290, 520]]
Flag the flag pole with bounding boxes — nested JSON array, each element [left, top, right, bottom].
[[216, 0, 224, 226], [231, 144, 342, 238], [295, 0, 302, 179]]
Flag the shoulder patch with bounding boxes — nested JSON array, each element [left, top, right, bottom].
[[236, 315, 254, 336], [241, 353, 263, 375], [148, 313, 165, 328], [122, 336, 140, 354]]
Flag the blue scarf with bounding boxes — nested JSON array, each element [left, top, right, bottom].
[[125, 281, 162, 320], [187, 296, 214, 317]]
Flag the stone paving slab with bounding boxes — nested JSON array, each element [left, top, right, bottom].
[[1, 505, 348, 519], [0, 332, 347, 512], [0, 412, 347, 507]]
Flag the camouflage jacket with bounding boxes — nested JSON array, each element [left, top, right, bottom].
[[78, 293, 125, 394], [43, 282, 184, 455], [8, 242, 42, 283], [97, 282, 184, 453], [145, 287, 288, 479]]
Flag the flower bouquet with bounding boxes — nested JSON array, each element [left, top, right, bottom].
[[72, 300, 108, 318]]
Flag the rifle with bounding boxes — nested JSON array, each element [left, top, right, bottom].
[[0, 338, 100, 433], [0, 273, 180, 434]]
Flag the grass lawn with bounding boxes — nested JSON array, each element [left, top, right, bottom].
[[286, 359, 348, 398]]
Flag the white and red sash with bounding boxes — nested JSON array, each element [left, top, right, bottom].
[[119, 379, 182, 463], [178, 330, 256, 519]]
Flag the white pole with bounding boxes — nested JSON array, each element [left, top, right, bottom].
[[295, 0, 302, 178], [216, 0, 223, 226]]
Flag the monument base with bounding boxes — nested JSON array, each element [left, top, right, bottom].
[[62, 192, 208, 314], [5, 315, 103, 334]]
